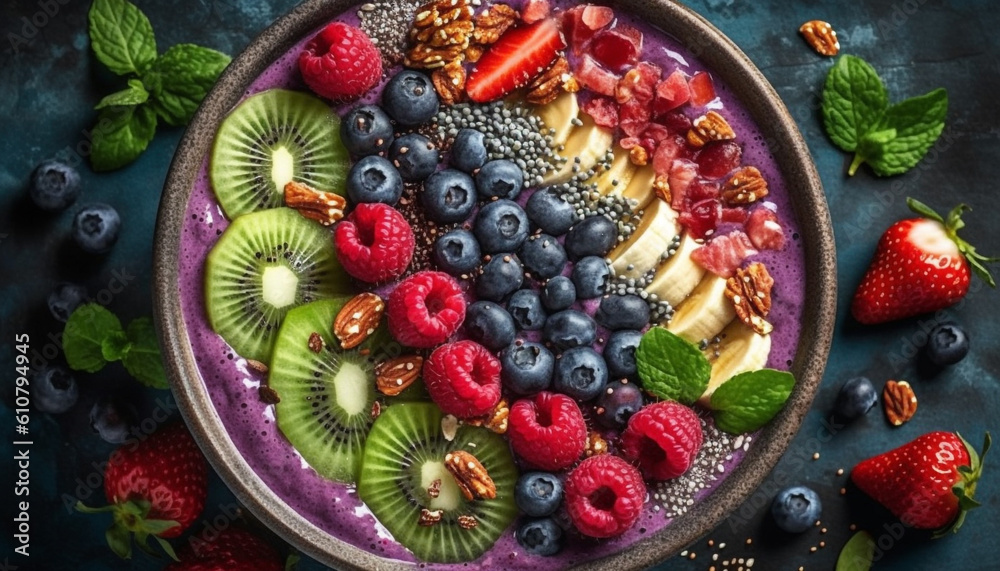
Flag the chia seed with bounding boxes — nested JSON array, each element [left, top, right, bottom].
[[358, 0, 421, 72]]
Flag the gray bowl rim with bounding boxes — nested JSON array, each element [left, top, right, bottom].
[[153, 0, 837, 569]]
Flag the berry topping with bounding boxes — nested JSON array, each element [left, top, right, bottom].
[[500, 341, 555, 396], [553, 346, 609, 401], [381, 70, 440, 126], [690, 230, 758, 279], [564, 454, 646, 538], [925, 322, 970, 366], [423, 340, 502, 418], [653, 70, 691, 114], [516, 517, 563, 557], [346, 155, 403, 206], [474, 199, 530, 254], [770, 486, 822, 533], [688, 71, 716, 107], [508, 391, 587, 471], [834, 376, 878, 420], [507, 289, 548, 331], [745, 206, 786, 251], [562, 5, 614, 55], [602, 330, 642, 380], [298, 22, 381, 101], [515, 471, 564, 517], [72, 203, 121, 254], [594, 379, 644, 430], [589, 25, 642, 72], [449, 128, 488, 173], [519, 234, 568, 280], [422, 169, 477, 224], [476, 254, 525, 302], [466, 18, 565, 103], [30, 160, 80, 211], [340, 104, 393, 157], [696, 140, 742, 180], [475, 159, 524, 200], [525, 188, 577, 236], [540, 275, 577, 312], [389, 133, 439, 182], [433, 228, 481, 276], [571, 256, 611, 299], [464, 301, 517, 351], [594, 294, 650, 331], [334, 203, 415, 283], [386, 271, 466, 348], [543, 309, 597, 350], [620, 401, 703, 480], [564, 214, 617, 261]]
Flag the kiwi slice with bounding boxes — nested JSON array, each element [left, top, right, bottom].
[[205, 207, 350, 362], [210, 89, 349, 219], [268, 298, 377, 482], [358, 402, 518, 563]]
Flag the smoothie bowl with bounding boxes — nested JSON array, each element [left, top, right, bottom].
[[153, 0, 836, 568]]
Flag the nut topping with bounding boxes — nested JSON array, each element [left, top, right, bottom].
[[653, 174, 672, 204], [471, 3, 519, 46], [687, 111, 736, 148], [283, 181, 347, 226], [374, 355, 424, 396], [444, 450, 497, 501], [370, 400, 382, 419], [462, 398, 509, 434], [308, 331, 324, 353], [585, 431, 609, 457], [418, 508, 443, 526], [432, 60, 467, 106], [406, 0, 475, 69], [457, 514, 478, 529], [725, 262, 774, 335], [427, 478, 442, 499], [883, 380, 917, 426], [722, 166, 770, 205], [799, 20, 840, 57], [628, 144, 649, 166], [258, 385, 280, 405], [333, 292, 385, 350], [245, 359, 269, 374], [526, 57, 573, 105]]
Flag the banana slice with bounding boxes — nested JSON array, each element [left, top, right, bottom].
[[534, 91, 578, 148], [542, 113, 614, 185], [697, 320, 772, 407], [589, 147, 636, 195], [611, 163, 656, 209], [608, 198, 680, 279], [666, 274, 736, 343], [646, 233, 706, 307]]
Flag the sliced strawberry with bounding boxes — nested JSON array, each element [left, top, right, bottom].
[[746, 206, 785, 251], [668, 159, 699, 208], [522, 0, 551, 24], [580, 95, 619, 129], [654, 70, 692, 114], [574, 53, 620, 97], [563, 4, 614, 55], [590, 25, 643, 72], [679, 198, 721, 239], [688, 71, 716, 107], [690, 230, 758, 278], [696, 140, 742, 180], [620, 99, 651, 138], [466, 19, 566, 103]]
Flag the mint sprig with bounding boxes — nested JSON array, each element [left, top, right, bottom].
[[835, 530, 874, 571], [708, 369, 795, 434], [63, 303, 168, 389], [87, 0, 230, 171], [635, 327, 710, 405], [822, 54, 947, 177]]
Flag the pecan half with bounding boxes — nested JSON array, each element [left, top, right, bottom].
[[883, 380, 917, 426], [472, 3, 518, 45], [444, 450, 497, 501], [725, 262, 774, 335], [799, 20, 840, 57], [432, 60, 467, 106], [375, 355, 423, 396], [723, 166, 769, 205], [457, 515, 478, 529], [526, 57, 572, 105], [687, 111, 736, 148], [333, 292, 385, 350], [284, 181, 347, 226], [418, 508, 443, 526], [463, 398, 509, 434]]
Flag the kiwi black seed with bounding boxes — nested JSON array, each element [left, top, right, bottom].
[[204, 207, 351, 362], [210, 89, 349, 219]]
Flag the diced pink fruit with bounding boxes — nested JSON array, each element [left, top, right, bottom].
[[690, 231, 758, 278], [686, 178, 720, 202], [574, 54, 620, 97], [721, 207, 749, 224], [668, 159, 699, 209], [522, 0, 551, 23], [654, 70, 691, 114], [688, 71, 716, 107], [590, 25, 643, 72], [651, 134, 687, 175], [746, 207, 786, 251], [679, 198, 721, 239], [642, 123, 670, 143], [619, 99, 650, 138], [615, 61, 661, 104], [563, 4, 615, 55], [696, 141, 742, 180], [581, 95, 619, 129], [658, 111, 692, 135], [619, 136, 641, 150]]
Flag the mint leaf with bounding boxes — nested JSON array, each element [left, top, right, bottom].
[[122, 317, 168, 389], [144, 44, 231, 126], [64, 304, 124, 373], [836, 531, 874, 571], [855, 88, 948, 176], [822, 55, 888, 153], [101, 330, 131, 362], [95, 79, 149, 110], [635, 327, 711, 405], [709, 369, 795, 434], [91, 104, 157, 171], [88, 0, 157, 76]]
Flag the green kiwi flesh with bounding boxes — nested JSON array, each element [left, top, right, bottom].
[[358, 402, 518, 563], [210, 89, 349, 219], [268, 298, 377, 483], [204, 207, 350, 362]]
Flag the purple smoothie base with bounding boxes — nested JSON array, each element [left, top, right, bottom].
[[176, 4, 806, 568]]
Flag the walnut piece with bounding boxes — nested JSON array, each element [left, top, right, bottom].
[[472, 3, 519, 45], [526, 57, 572, 105], [406, 0, 474, 69], [462, 398, 509, 434], [432, 60, 467, 105], [725, 262, 774, 335]]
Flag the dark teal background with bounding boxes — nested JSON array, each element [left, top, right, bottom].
[[1, 1, 998, 569]]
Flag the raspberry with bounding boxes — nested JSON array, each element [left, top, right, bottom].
[[334, 203, 414, 283], [423, 340, 501, 418], [386, 271, 466, 348], [564, 454, 646, 538], [298, 22, 381, 101], [507, 392, 586, 471], [620, 400, 703, 480]]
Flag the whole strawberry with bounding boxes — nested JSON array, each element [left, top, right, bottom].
[[851, 431, 990, 534], [851, 198, 997, 324], [76, 421, 208, 559], [164, 527, 284, 571]]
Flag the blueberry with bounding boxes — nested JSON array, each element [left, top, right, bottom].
[[381, 70, 439, 126], [475, 159, 524, 200], [31, 160, 81, 212], [925, 323, 970, 366], [90, 397, 137, 444], [72, 203, 120, 254], [501, 341, 554, 395], [515, 472, 564, 517], [422, 169, 476, 223], [603, 330, 643, 380], [543, 310, 596, 350], [48, 282, 88, 322], [771, 486, 822, 533], [474, 199, 529, 254], [571, 256, 610, 299], [516, 517, 563, 556], [33, 366, 79, 414], [449, 128, 488, 173], [525, 188, 576, 236], [553, 347, 608, 401], [594, 380, 644, 429], [347, 155, 403, 205], [541, 276, 576, 312], [518, 234, 567, 280], [507, 289, 547, 331], [464, 301, 516, 351], [389, 133, 439, 181], [433, 229, 481, 276], [476, 254, 524, 302], [565, 215, 617, 260], [595, 294, 650, 331], [834, 376, 877, 420], [340, 104, 394, 156]]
